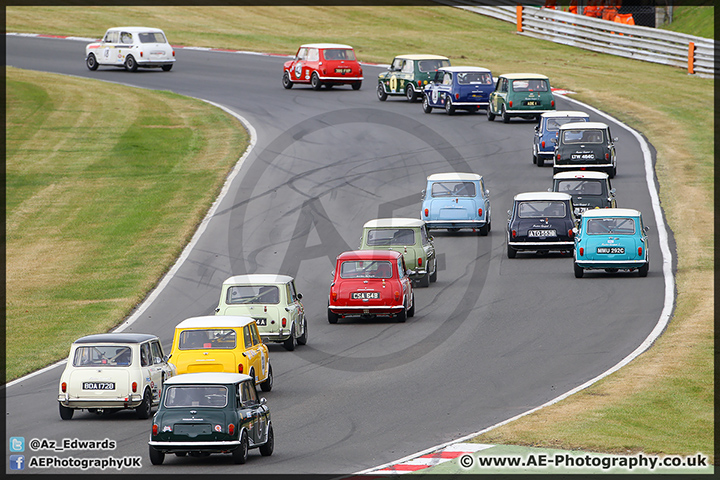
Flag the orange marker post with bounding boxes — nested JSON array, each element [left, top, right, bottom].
[[688, 42, 695, 74], [517, 5, 523, 32]]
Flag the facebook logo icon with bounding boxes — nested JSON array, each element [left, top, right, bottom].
[[10, 455, 25, 470]]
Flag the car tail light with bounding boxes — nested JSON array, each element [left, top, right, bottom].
[[551, 100, 555, 107], [228, 424, 235, 435], [172, 50, 175, 57], [264, 305, 267, 312], [579, 247, 584, 256], [238, 364, 243, 373], [478, 208, 483, 217], [140, 51, 144, 57], [568, 229, 574, 238], [638, 247, 643, 256], [61, 382, 67, 393], [424, 208, 429, 217], [455, 93, 459, 100], [542, 141, 545, 148], [394, 291, 401, 301], [557, 154, 561, 160], [331, 290, 337, 301], [152, 424, 158, 435], [418, 258, 422, 266], [132, 382, 138, 393], [512, 230, 517, 238], [418, 80, 422, 87], [282, 317, 287, 328], [509, 100, 513, 107], [605, 153, 610, 160]]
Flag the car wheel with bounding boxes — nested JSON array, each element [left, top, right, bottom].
[[233, 431, 249, 464], [501, 104, 510, 123], [429, 259, 438, 283], [396, 306, 407, 323], [532, 152, 537, 164], [282, 72, 293, 89], [478, 223, 490, 236], [249, 368, 257, 390], [406, 85, 416, 102], [507, 243, 517, 258], [537, 156, 545, 167], [297, 317, 308, 345], [161, 64, 173, 72], [445, 97, 455, 115], [408, 293, 415, 317], [136, 389, 152, 419], [422, 95, 433, 113], [418, 272, 430, 288], [609, 165, 617, 178], [351, 81, 362, 90], [149, 445, 165, 465], [59, 403, 74, 420], [328, 307, 339, 324], [487, 104, 496, 121], [259, 424, 274, 456], [311, 72, 322, 90], [283, 329, 296, 351], [574, 262, 584, 278], [260, 364, 273, 392], [638, 262, 649, 277], [553, 167, 559, 175], [377, 82, 387, 101], [86, 53, 98, 71], [124, 55, 138, 72]]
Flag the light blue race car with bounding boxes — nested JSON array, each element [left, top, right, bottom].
[[573, 208, 649, 278], [421, 173, 491, 235]]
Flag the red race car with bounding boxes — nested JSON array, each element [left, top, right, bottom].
[[282, 43, 363, 91], [328, 250, 414, 323]]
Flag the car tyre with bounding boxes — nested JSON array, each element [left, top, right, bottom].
[[487, 104, 496, 121], [136, 390, 152, 419], [149, 445, 165, 465], [445, 97, 455, 115], [259, 425, 274, 456], [297, 318, 308, 345], [396, 307, 407, 323], [422, 95, 433, 113], [328, 307, 339, 324], [59, 403, 74, 420], [478, 223, 490, 236], [574, 263, 585, 278], [418, 272, 430, 288], [537, 156, 545, 167], [283, 329, 296, 351], [233, 432, 249, 464], [429, 259, 438, 283], [311, 72, 322, 90], [282, 72, 293, 89], [532, 152, 537, 164], [260, 364, 273, 392], [501, 104, 510, 123], [408, 293, 415, 318], [377, 82, 387, 101], [507, 243, 517, 258], [161, 64, 173, 72], [406, 85, 417, 102], [609, 165, 617, 178], [86, 53, 98, 71], [124, 55, 138, 72], [351, 81, 362, 91], [638, 262, 649, 277]]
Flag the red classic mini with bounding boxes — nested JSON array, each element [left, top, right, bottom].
[[282, 43, 363, 91]]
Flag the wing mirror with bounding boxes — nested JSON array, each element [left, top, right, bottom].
[[507, 209, 512, 219], [613, 137, 619, 142], [609, 188, 616, 195], [421, 189, 426, 200], [572, 227, 579, 236], [297, 293, 303, 300], [551, 138, 557, 144], [643, 226, 650, 234], [260, 397, 267, 405]]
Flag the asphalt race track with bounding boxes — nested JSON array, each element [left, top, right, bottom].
[[6, 35, 671, 475]]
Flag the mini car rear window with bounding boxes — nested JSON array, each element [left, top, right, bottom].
[[545, 117, 586, 131], [431, 181, 476, 197], [138, 32, 167, 43], [340, 260, 393, 279], [366, 228, 415, 246], [179, 329, 237, 350], [457, 72, 492, 85], [512, 79, 549, 92], [164, 386, 228, 408], [562, 129, 604, 144], [556, 180, 603, 195], [73, 345, 132, 367], [517, 201, 566, 218], [418, 59, 450, 72], [586, 218, 635, 235], [323, 49, 355, 61], [226, 285, 280, 304]]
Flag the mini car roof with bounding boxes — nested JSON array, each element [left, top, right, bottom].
[[553, 171, 609, 179], [427, 172, 482, 181], [559, 121, 609, 129], [582, 208, 642, 218], [540, 111, 590, 118], [438, 66, 491, 73], [394, 54, 449, 60], [337, 250, 403, 261], [363, 218, 426, 228], [300, 43, 354, 50], [164, 372, 252, 385], [514, 192, 572, 202], [222, 274, 294, 286], [175, 315, 256, 330], [499, 73, 549, 79], [106, 27, 166, 33], [73, 333, 157, 344]]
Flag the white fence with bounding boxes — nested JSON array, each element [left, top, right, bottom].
[[436, 1, 715, 77]]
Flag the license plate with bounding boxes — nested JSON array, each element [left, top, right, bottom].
[[352, 292, 379, 299], [524, 100, 540, 106], [335, 68, 351, 74], [597, 247, 625, 254], [174, 424, 212, 436], [571, 154, 595, 160], [528, 229, 556, 237], [83, 382, 115, 390], [253, 317, 267, 326]]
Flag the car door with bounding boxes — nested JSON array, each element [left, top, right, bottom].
[[116, 30, 135, 66], [289, 47, 308, 82], [140, 341, 162, 401], [244, 324, 267, 383], [606, 126, 617, 166], [426, 71, 443, 106], [148, 340, 169, 400], [239, 381, 261, 444], [99, 29, 120, 66], [286, 281, 304, 338], [479, 178, 491, 220]]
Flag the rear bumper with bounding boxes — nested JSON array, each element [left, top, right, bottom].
[[58, 394, 142, 409], [260, 331, 292, 343], [318, 75, 363, 82], [575, 259, 646, 269], [426, 220, 487, 230], [508, 240, 574, 250], [329, 305, 404, 316], [149, 440, 241, 452]]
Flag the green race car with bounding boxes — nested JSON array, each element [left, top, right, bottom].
[[377, 54, 450, 102]]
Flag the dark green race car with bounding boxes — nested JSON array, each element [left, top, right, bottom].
[[377, 54, 450, 102], [148, 372, 273, 465]]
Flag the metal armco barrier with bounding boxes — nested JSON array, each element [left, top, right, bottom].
[[436, 1, 715, 77]]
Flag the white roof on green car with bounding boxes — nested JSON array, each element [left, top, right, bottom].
[[553, 171, 609, 180], [222, 274, 294, 286], [499, 73, 549, 80], [514, 192, 572, 202], [363, 218, 426, 228], [438, 66, 491, 73], [559, 121, 609, 130], [300, 43, 354, 50], [175, 315, 256, 330], [107, 26, 166, 33], [582, 208, 641, 218], [541, 111, 589, 118], [428, 172, 482, 181], [394, 54, 449, 60], [164, 372, 252, 385]]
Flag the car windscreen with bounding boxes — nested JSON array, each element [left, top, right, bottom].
[[138, 32, 167, 43], [562, 129, 604, 144], [366, 228, 415, 246], [517, 201, 566, 218], [226, 285, 280, 304], [512, 79, 549, 92], [545, 117, 587, 132], [418, 59, 450, 72], [73, 345, 132, 367], [586, 218, 635, 235], [431, 181, 476, 197], [457, 72, 492, 85], [323, 49, 355, 61], [164, 386, 228, 408], [556, 180, 603, 196], [340, 260, 393, 279], [178, 329, 237, 350]]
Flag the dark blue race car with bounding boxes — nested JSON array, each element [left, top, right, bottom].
[[422, 66, 494, 115]]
